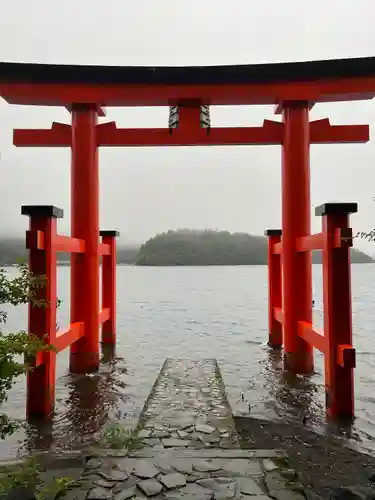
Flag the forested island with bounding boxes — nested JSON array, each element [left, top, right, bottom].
[[136, 229, 374, 266], [0, 230, 373, 266]]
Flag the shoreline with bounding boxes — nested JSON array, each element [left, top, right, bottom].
[[235, 415, 375, 497]]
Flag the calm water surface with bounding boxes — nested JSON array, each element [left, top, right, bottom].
[[2, 264, 375, 460]]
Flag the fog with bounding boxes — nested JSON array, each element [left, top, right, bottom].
[[0, 0, 374, 252]]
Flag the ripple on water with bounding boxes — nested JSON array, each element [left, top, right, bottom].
[[2, 264, 375, 458]]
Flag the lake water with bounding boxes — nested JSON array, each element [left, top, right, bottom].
[[2, 264, 375, 461]]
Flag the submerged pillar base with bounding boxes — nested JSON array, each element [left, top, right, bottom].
[[69, 351, 100, 374], [284, 351, 314, 375]]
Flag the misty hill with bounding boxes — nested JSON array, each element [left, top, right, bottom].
[[135, 229, 374, 266], [0, 238, 29, 265], [117, 246, 139, 264], [0, 232, 372, 267], [0, 238, 139, 265]]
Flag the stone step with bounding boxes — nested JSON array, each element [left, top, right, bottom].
[[129, 448, 286, 459], [75, 452, 301, 500], [137, 358, 239, 450]]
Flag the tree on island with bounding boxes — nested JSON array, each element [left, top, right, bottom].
[[135, 229, 373, 266], [0, 233, 372, 267], [136, 229, 268, 266]]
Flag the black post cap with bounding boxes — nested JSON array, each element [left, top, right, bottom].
[[21, 205, 64, 218], [264, 229, 282, 236], [315, 203, 358, 217], [100, 230, 120, 237]]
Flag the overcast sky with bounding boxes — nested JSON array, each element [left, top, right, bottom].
[[0, 0, 374, 253]]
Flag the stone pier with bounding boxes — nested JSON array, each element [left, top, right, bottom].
[[137, 358, 238, 450], [63, 360, 305, 500]]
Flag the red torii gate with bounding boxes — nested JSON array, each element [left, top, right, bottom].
[[13, 97, 369, 375], [1, 57, 374, 420]]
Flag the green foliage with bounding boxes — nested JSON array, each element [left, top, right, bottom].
[[37, 476, 75, 500], [0, 263, 53, 439], [136, 229, 374, 266], [136, 229, 268, 266], [0, 457, 74, 499], [99, 422, 140, 450], [0, 330, 50, 438], [0, 458, 40, 494]]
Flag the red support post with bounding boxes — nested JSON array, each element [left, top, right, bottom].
[[265, 229, 282, 348], [69, 104, 100, 373], [281, 101, 314, 374], [317, 202, 357, 420], [21, 205, 63, 418], [100, 230, 119, 345]]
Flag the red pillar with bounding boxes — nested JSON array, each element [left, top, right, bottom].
[[265, 229, 282, 348], [317, 202, 357, 419], [70, 104, 100, 373], [21, 205, 62, 418], [281, 101, 314, 373], [100, 230, 119, 345]]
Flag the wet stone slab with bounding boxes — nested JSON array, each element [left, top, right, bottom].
[[137, 358, 238, 450], [73, 453, 304, 499], [57, 358, 303, 500]]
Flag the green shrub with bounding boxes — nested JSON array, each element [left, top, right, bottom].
[[0, 263, 53, 438]]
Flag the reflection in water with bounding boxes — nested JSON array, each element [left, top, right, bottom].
[[260, 347, 322, 427], [24, 416, 54, 454], [260, 348, 358, 443], [24, 345, 129, 453]]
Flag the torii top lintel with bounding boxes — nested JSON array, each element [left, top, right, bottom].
[[1, 56, 375, 107]]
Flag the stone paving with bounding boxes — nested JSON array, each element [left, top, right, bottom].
[[137, 358, 238, 451], [62, 359, 305, 500]]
